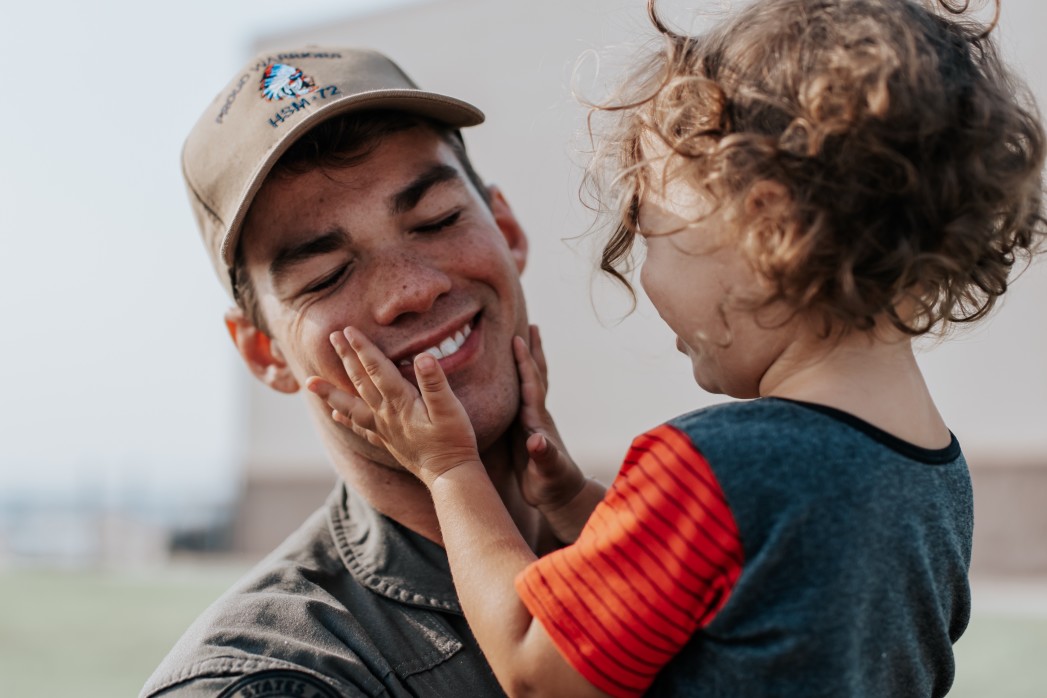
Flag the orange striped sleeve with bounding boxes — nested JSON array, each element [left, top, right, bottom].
[[515, 424, 743, 697]]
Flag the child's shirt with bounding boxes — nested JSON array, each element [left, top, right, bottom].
[[515, 398, 973, 698]]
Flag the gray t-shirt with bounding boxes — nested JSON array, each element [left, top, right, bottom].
[[650, 398, 973, 697], [141, 484, 505, 697]]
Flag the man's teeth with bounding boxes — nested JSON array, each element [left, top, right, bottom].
[[400, 324, 472, 365]]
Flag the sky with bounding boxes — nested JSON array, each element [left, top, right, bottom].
[[0, 0, 424, 506]]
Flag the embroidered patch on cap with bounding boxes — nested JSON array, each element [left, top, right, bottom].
[[260, 63, 318, 102], [216, 670, 341, 698]]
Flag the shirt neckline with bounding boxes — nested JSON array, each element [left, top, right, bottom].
[[767, 397, 962, 465]]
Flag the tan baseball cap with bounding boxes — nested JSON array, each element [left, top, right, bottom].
[[182, 47, 485, 298]]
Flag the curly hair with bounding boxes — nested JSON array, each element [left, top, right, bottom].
[[590, 0, 1046, 335]]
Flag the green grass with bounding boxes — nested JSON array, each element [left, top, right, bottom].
[[951, 614, 1047, 698], [1, 565, 1045, 697], [0, 563, 246, 697]]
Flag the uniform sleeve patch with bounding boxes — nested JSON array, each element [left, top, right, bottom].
[[217, 670, 342, 698]]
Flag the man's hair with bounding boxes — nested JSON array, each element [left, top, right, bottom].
[[233, 110, 490, 333], [588, 0, 1046, 336]]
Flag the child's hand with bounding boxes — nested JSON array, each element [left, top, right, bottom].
[[514, 326, 604, 542], [307, 326, 481, 488]]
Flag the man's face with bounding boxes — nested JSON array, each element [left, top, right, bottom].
[[238, 125, 529, 462]]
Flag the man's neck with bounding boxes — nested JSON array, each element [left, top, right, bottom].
[[328, 432, 542, 550]]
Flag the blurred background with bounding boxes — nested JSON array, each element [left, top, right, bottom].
[[1, 0, 1045, 695]]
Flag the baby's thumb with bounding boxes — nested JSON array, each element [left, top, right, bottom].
[[526, 431, 564, 476], [414, 354, 457, 414]]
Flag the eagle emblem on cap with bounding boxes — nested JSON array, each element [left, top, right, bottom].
[[260, 63, 317, 101]]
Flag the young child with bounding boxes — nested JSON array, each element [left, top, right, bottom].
[[307, 0, 1045, 695]]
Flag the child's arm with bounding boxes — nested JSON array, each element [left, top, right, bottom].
[[512, 326, 606, 544], [307, 327, 609, 698]]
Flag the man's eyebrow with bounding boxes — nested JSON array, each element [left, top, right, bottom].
[[389, 164, 462, 215], [268, 230, 348, 285]]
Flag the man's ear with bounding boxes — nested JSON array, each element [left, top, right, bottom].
[[487, 185, 528, 274], [223, 308, 299, 394]]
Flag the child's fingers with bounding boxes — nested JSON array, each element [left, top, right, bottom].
[[332, 406, 379, 439], [306, 376, 377, 432], [526, 431, 550, 461], [305, 375, 335, 395], [514, 335, 548, 414], [329, 329, 381, 407], [526, 431, 564, 478], [528, 324, 549, 388], [338, 414, 386, 449], [306, 373, 359, 398], [412, 353, 466, 420], [343, 327, 416, 412], [307, 377, 382, 446], [330, 409, 388, 452]]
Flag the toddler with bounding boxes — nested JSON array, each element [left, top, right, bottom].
[[308, 0, 1045, 695]]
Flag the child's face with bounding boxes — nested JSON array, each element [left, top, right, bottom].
[[636, 169, 799, 398]]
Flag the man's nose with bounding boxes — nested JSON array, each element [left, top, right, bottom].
[[369, 255, 453, 325]]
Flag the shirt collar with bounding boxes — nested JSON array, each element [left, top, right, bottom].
[[328, 482, 463, 613]]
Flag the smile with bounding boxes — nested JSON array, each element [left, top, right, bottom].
[[398, 321, 473, 366]]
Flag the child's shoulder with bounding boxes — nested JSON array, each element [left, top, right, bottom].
[[659, 399, 828, 479], [660, 397, 966, 495], [661, 397, 952, 483], [667, 397, 823, 443]]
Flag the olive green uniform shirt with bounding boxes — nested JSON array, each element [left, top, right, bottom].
[[141, 484, 506, 697]]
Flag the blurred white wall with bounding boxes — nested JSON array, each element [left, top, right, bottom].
[[0, 0, 423, 561], [2, 0, 1043, 565], [247, 0, 1047, 479]]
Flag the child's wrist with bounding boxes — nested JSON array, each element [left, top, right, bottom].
[[425, 457, 487, 491], [537, 473, 595, 517], [538, 476, 605, 544]]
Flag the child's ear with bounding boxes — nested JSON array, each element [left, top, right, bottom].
[[744, 179, 791, 217], [224, 308, 300, 394]]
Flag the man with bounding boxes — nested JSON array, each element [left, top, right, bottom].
[[142, 47, 549, 697]]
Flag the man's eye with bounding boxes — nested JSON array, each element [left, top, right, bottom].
[[302, 265, 349, 294], [414, 210, 461, 234]]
